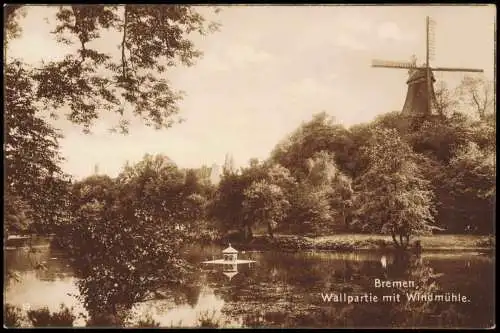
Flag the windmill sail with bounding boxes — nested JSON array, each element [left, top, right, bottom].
[[371, 16, 484, 131]]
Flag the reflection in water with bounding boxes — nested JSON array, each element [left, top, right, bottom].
[[4, 243, 495, 328], [5, 270, 87, 327], [222, 263, 238, 280], [129, 286, 241, 327]]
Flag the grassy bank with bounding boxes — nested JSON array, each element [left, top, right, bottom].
[[228, 234, 495, 252]]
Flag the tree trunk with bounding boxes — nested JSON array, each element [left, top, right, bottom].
[[267, 222, 274, 239], [342, 208, 348, 231], [246, 225, 253, 240], [391, 232, 400, 248]]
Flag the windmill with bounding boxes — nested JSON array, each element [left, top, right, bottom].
[[371, 16, 484, 129]]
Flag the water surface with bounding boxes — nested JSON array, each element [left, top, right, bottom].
[[4, 241, 495, 328]]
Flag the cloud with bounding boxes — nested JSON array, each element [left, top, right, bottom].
[[377, 21, 416, 42], [288, 77, 330, 97], [334, 33, 367, 51], [202, 43, 274, 72], [337, 11, 373, 34]]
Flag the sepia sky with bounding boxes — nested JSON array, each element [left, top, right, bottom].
[[6, 5, 496, 179]]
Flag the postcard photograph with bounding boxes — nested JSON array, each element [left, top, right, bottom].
[[3, 4, 496, 329]]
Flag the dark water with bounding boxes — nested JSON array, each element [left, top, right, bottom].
[[4, 241, 495, 328]]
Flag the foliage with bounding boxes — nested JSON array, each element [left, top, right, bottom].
[[5, 304, 24, 328], [285, 151, 353, 234], [287, 183, 333, 235], [434, 81, 459, 117], [352, 128, 438, 249], [26, 304, 76, 327], [4, 61, 72, 236], [211, 161, 297, 239], [4, 5, 26, 42], [313, 236, 387, 251], [209, 161, 268, 238], [406, 115, 472, 164], [136, 314, 161, 327], [197, 310, 224, 328], [242, 180, 290, 238], [4, 4, 219, 236], [6, 5, 220, 133], [455, 75, 495, 121], [27, 308, 51, 328], [270, 112, 354, 179], [4, 195, 32, 236], [440, 143, 495, 233], [58, 154, 199, 320]]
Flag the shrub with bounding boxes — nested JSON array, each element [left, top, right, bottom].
[[49, 304, 76, 326], [197, 310, 222, 328], [27, 307, 52, 327], [26, 304, 76, 327], [5, 304, 24, 327], [474, 235, 495, 248], [136, 313, 161, 327]]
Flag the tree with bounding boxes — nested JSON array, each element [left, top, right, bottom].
[[4, 5, 219, 236], [455, 75, 495, 121], [435, 81, 460, 117], [283, 151, 352, 235], [329, 172, 354, 231], [210, 172, 251, 238], [4, 60, 71, 235], [6, 5, 220, 133], [60, 155, 196, 322], [353, 128, 438, 250], [345, 123, 373, 179], [5, 5, 26, 42], [210, 161, 296, 239], [440, 143, 495, 234], [242, 180, 290, 238], [287, 183, 332, 235], [4, 194, 32, 237], [405, 114, 472, 164], [270, 112, 353, 179]]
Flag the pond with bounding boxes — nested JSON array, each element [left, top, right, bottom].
[[4, 240, 495, 328]]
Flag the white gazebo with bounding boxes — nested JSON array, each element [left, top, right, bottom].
[[222, 243, 238, 262]]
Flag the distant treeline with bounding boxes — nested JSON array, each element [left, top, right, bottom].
[[6, 109, 495, 244]]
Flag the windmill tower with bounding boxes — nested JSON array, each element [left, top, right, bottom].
[[372, 16, 484, 130]]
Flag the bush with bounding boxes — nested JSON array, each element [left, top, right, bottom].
[[136, 314, 161, 327], [313, 237, 390, 251], [49, 304, 76, 326], [273, 235, 314, 250], [86, 313, 124, 327], [27, 307, 52, 327], [197, 310, 222, 328], [5, 304, 24, 327], [474, 235, 495, 248], [26, 304, 76, 327], [224, 230, 247, 243]]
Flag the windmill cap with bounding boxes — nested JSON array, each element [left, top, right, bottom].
[[222, 243, 238, 253], [407, 68, 435, 84]]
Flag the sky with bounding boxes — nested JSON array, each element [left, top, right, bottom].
[[6, 5, 496, 180]]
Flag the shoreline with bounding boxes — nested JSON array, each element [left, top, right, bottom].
[[5, 233, 495, 253], [221, 234, 495, 253]]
